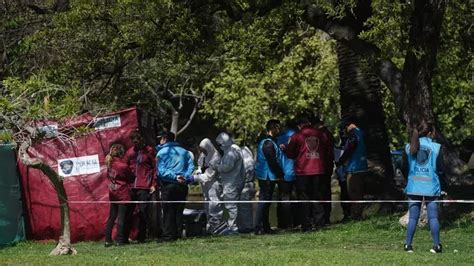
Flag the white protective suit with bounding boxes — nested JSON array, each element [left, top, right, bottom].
[[237, 146, 257, 233], [216, 133, 245, 231], [194, 138, 224, 233]]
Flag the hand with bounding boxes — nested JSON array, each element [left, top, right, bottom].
[[186, 175, 195, 184], [176, 175, 186, 184], [279, 144, 287, 151], [149, 186, 156, 194]]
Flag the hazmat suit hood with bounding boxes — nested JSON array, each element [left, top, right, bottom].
[[216, 132, 234, 151], [199, 138, 217, 162]]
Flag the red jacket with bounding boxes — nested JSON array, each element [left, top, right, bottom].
[[108, 157, 134, 201], [286, 126, 331, 176], [125, 145, 157, 190], [320, 126, 335, 174]]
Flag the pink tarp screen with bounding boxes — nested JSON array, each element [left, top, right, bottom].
[[18, 107, 138, 241]]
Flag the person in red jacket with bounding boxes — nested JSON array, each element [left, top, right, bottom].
[[105, 143, 134, 247], [125, 130, 157, 242], [285, 115, 332, 231], [312, 116, 335, 225]]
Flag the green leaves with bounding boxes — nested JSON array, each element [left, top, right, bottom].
[[203, 4, 339, 141]]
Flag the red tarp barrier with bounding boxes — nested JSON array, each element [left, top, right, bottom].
[[18, 107, 138, 242]]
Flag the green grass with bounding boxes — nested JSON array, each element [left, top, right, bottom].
[[1, 215, 473, 265]]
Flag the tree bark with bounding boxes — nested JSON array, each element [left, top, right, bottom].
[[336, 42, 401, 199], [401, 0, 468, 182], [19, 142, 77, 256]]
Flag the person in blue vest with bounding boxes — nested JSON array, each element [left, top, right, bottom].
[[155, 131, 194, 243], [336, 116, 368, 220], [254, 119, 288, 235], [276, 121, 297, 229], [402, 122, 445, 253]]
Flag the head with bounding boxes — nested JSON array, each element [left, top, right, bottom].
[[157, 131, 176, 145], [105, 142, 125, 168], [109, 143, 125, 158], [409, 122, 435, 155], [311, 115, 323, 128], [340, 115, 358, 133], [266, 119, 281, 137], [295, 116, 311, 129], [216, 132, 233, 151], [130, 130, 145, 149], [199, 138, 216, 156]]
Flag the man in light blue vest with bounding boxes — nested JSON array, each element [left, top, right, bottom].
[[276, 122, 297, 229], [254, 119, 287, 234]]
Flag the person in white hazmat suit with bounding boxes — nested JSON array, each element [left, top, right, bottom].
[[237, 145, 257, 233], [215, 132, 245, 234], [190, 138, 224, 233]]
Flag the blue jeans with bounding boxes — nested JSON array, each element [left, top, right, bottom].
[[405, 195, 440, 246]]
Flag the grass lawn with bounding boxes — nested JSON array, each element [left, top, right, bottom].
[[1, 214, 473, 265]]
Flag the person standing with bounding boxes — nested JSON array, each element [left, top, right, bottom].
[[276, 122, 297, 228], [285, 116, 331, 231], [215, 132, 245, 234], [336, 116, 368, 219], [156, 131, 194, 242], [125, 131, 157, 242], [238, 144, 257, 233], [105, 143, 134, 246], [312, 116, 335, 225], [187, 138, 224, 234], [254, 119, 286, 234], [403, 123, 444, 253]]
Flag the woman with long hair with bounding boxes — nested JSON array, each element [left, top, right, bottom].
[[403, 122, 444, 253], [104, 143, 134, 247]]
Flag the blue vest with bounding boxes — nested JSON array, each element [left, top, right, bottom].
[[405, 137, 441, 197], [346, 128, 368, 173], [255, 138, 281, 181], [277, 129, 296, 182]]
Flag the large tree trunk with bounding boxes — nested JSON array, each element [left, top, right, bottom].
[[19, 142, 77, 256], [336, 41, 401, 199], [402, 0, 469, 184]]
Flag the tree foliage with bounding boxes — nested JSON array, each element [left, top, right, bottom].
[[204, 3, 339, 140], [1, 0, 472, 145]]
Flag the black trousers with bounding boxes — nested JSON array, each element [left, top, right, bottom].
[[130, 189, 151, 241], [256, 179, 294, 231], [339, 179, 351, 218], [295, 175, 325, 230], [321, 173, 332, 224], [105, 203, 130, 243], [161, 182, 188, 240], [276, 181, 294, 229]]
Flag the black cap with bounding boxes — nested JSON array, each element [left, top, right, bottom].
[[157, 130, 175, 141]]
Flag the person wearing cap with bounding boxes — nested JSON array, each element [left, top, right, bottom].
[[187, 138, 224, 234], [254, 119, 286, 234], [285, 115, 332, 231], [215, 132, 245, 234], [124, 130, 157, 242], [155, 131, 194, 242], [336, 116, 368, 219]]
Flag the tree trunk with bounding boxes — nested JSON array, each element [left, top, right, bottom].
[[336, 41, 401, 199], [402, 0, 469, 183], [19, 142, 77, 255]]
